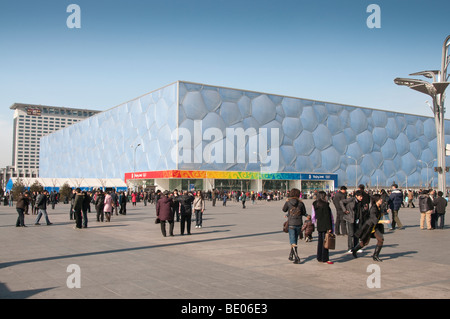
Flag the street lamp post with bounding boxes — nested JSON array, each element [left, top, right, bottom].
[[131, 143, 141, 191], [417, 159, 430, 188], [394, 35, 450, 194]]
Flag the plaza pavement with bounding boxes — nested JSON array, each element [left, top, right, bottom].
[[0, 197, 449, 299]]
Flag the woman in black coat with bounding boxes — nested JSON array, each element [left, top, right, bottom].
[[351, 194, 384, 262], [312, 191, 334, 264]]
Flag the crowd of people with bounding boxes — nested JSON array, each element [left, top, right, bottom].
[[7, 182, 448, 266], [282, 183, 448, 265]]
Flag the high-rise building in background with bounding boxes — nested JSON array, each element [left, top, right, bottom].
[[9, 103, 100, 177]]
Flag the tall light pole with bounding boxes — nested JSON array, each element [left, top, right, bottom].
[[417, 159, 431, 188], [131, 143, 141, 191], [394, 35, 450, 194]]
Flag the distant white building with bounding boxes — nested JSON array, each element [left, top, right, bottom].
[[10, 103, 100, 177]]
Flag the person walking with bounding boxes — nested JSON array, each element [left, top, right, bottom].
[[388, 184, 404, 230], [8, 192, 14, 207], [50, 191, 58, 209], [119, 191, 127, 215], [15, 192, 30, 227], [332, 186, 347, 236], [73, 188, 84, 229], [351, 194, 385, 262], [104, 191, 113, 222], [172, 189, 180, 222], [418, 190, 434, 230], [241, 191, 247, 209], [193, 191, 205, 228], [131, 192, 137, 206], [312, 191, 334, 264], [174, 191, 195, 235], [156, 190, 174, 237], [339, 190, 364, 253], [95, 190, 105, 222], [222, 192, 227, 206], [407, 189, 416, 208], [282, 188, 307, 264], [211, 189, 217, 207], [82, 191, 90, 228], [111, 190, 118, 215], [433, 191, 447, 229], [35, 190, 53, 225], [69, 189, 76, 220], [30, 191, 37, 215]]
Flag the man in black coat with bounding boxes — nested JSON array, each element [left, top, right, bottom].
[[332, 186, 347, 235], [174, 191, 194, 235], [339, 190, 364, 252], [35, 190, 52, 225], [433, 191, 447, 229]]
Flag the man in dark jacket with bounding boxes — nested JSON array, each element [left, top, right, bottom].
[[419, 190, 434, 230], [96, 190, 105, 221], [433, 191, 447, 229], [35, 190, 52, 225], [82, 191, 91, 228], [15, 192, 30, 227], [73, 188, 84, 229], [332, 186, 347, 235], [156, 190, 174, 237], [174, 191, 194, 235], [50, 191, 58, 209], [339, 190, 364, 252], [388, 184, 404, 230]]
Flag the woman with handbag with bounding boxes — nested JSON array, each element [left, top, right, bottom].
[[351, 194, 385, 262], [312, 191, 334, 264], [282, 188, 307, 264]]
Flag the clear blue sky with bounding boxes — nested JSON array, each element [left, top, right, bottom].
[[1, 0, 449, 167]]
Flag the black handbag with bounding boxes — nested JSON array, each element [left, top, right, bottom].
[[155, 217, 160, 224]]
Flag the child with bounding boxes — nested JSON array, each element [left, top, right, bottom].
[[301, 215, 315, 242]]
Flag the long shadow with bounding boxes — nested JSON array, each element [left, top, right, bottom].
[[0, 282, 56, 299], [83, 224, 129, 229], [0, 230, 282, 269], [330, 243, 416, 263], [205, 224, 236, 228]]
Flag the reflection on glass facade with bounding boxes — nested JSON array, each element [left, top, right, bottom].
[[40, 81, 450, 187]]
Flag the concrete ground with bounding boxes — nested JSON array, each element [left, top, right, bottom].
[[0, 198, 449, 299]]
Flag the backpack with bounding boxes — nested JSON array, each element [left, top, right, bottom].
[[289, 205, 302, 216]]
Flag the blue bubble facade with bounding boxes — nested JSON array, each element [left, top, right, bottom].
[[40, 81, 450, 187]]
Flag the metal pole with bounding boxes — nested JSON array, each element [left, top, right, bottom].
[[438, 35, 450, 194]]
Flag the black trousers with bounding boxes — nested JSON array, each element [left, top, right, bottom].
[[160, 220, 174, 236], [180, 214, 192, 235], [317, 231, 330, 262], [346, 222, 358, 250], [16, 208, 25, 226], [74, 209, 82, 229]]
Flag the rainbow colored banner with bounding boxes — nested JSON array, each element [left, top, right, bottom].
[[125, 170, 303, 182]]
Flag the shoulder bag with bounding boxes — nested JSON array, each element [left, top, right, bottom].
[[323, 232, 336, 250]]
